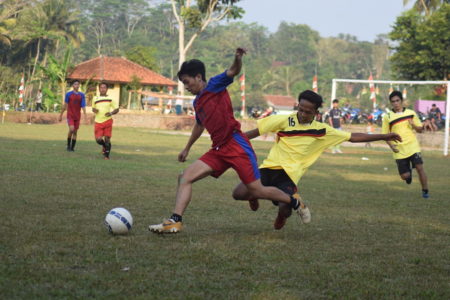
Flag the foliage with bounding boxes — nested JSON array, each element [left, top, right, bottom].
[[125, 45, 159, 72], [390, 4, 450, 80]]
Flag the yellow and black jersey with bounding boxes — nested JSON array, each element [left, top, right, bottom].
[[92, 95, 118, 123], [382, 108, 421, 159], [257, 113, 351, 184]]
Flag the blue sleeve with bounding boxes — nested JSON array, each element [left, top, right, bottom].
[[65, 91, 71, 103], [205, 71, 233, 93], [81, 93, 86, 108]]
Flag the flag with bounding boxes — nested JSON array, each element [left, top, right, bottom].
[[388, 84, 393, 95], [239, 73, 246, 118], [402, 88, 407, 99], [18, 74, 25, 105], [368, 74, 376, 109], [312, 75, 318, 93]]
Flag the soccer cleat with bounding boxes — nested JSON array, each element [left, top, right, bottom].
[[149, 218, 182, 233], [405, 177, 412, 184], [248, 198, 259, 211], [422, 191, 429, 199], [292, 193, 311, 224]]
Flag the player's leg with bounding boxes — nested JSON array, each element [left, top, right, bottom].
[[396, 158, 412, 184], [70, 120, 80, 151], [232, 181, 259, 211], [103, 120, 113, 158], [149, 160, 214, 233], [412, 153, 428, 198], [94, 122, 106, 154]]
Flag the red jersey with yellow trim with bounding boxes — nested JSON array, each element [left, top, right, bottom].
[[193, 71, 241, 148], [382, 108, 422, 159]]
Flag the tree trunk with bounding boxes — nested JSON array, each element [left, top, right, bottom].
[[177, 20, 185, 94]]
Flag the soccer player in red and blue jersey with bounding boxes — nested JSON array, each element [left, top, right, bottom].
[[59, 80, 87, 151], [149, 48, 309, 234]]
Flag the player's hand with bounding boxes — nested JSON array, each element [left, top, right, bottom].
[[389, 144, 399, 153], [235, 48, 247, 59], [386, 133, 402, 143], [58, 115, 62, 122], [178, 148, 189, 162], [92, 108, 98, 114], [105, 112, 111, 117]]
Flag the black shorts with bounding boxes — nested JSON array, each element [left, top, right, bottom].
[[260, 168, 297, 206], [395, 153, 423, 174]]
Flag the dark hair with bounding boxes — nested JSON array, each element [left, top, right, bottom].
[[177, 59, 206, 81], [298, 90, 323, 109], [389, 91, 403, 101], [72, 80, 80, 85], [99, 82, 108, 88], [332, 99, 339, 104], [432, 103, 436, 107]]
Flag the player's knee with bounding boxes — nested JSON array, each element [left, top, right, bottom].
[[400, 172, 410, 180], [95, 138, 103, 145]]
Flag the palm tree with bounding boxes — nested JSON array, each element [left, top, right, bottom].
[[13, 0, 85, 82], [0, 0, 25, 46]]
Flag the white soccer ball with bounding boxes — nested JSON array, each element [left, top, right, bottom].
[[104, 207, 133, 235]]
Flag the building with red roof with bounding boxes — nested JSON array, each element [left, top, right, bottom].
[[67, 56, 177, 109]]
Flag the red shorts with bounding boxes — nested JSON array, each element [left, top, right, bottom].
[[199, 132, 260, 184], [67, 118, 80, 130], [95, 119, 113, 138]]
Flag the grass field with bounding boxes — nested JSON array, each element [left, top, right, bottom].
[[1, 122, 449, 299]]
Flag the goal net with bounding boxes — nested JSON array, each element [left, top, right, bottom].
[[330, 79, 450, 156]]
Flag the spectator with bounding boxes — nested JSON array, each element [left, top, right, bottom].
[[36, 89, 43, 111], [428, 104, 442, 131]]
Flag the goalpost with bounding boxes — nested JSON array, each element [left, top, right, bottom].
[[331, 79, 450, 156]]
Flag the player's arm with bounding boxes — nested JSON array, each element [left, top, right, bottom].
[[349, 132, 402, 143], [178, 122, 205, 162], [105, 108, 119, 117], [408, 119, 423, 133], [226, 48, 246, 78], [245, 128, 260, 140]]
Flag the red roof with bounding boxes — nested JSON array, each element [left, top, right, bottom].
[[67, 56, 177, 87], [264, 94, 297, 109]]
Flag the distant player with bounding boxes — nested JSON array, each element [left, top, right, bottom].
[[382, 91, 429, 198], [59, 80, 87, 151], [92, 82, 119, 160], [232, 90, 402, 229], [149, 48, 309, 234], [328, 99, 344, 153]]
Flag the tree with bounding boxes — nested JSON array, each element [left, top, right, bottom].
[[390, 4, 450, 80], [403, 0, 449, 15], [0, 0, 25, 46], [125, 45, 159, 71], [170, 0, 243, 93]]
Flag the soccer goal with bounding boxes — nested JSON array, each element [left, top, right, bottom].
[[331, 79, 450, 156]]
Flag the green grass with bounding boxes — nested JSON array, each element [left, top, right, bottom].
[[1, 122, 449, 299]]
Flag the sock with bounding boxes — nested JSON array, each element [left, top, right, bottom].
[[422, 189, 429, 194], [104, 142, 111, 157], [67, 138, 72, 148], [170, 213, 182, 222], [405, 177, 412, 184], [96, 139, 106, 146], [290, 195, 300, 210], [71, 139, 77, 150]]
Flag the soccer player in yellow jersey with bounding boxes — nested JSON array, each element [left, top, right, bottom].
[[232, 90, 402, 229], [92, 83, 119, 160], [382, 91, 429, 198]]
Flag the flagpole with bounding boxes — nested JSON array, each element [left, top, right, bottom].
[[239, 71, 246, 119]]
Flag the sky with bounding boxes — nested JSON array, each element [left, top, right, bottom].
[[238, 0, 414, 42]]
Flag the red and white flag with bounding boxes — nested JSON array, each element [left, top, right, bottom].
[[18, 74, 25, 105], [239, 73, 246, 118], [368, 74, 376, 109], [312, 75, 318, 93]]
